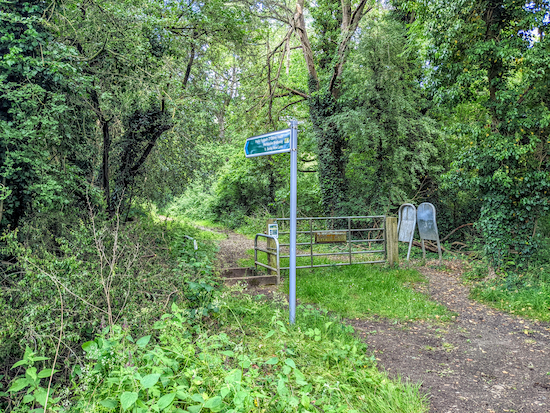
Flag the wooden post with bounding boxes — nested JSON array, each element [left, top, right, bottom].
[[267, 219, 277, 275], [386, 216, 399, 266]]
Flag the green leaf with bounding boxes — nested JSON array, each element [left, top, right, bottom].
[[295, 369, 308, 386], [284, 358, 296, 368], [289, 396, 299, 407], [82, 341, 97, 352], [25, 367, 37, 381], [11, 359, 28, 369], [301, 394, 311, 408], [277, 378, 289, 397], [265, 330, 275, 339], [8, 378, 30, 392], [23, 346, 33, 361], [224, 369, 242, 384], [99, 399, 118, 409], [265, 357, 278, 365], [187, 405, 202, 413], [176, 390, 190, 400], [37, 368, 56, 379], [34, 388, 48, 406], [22, 394, 34, 403], [120, 392, 138, 410], [204, 396, 222, 410], [156, 393, 176, 410], [136, 335, 151, 348], [220, 386, 231, 400], [140, 373, 160, 389]]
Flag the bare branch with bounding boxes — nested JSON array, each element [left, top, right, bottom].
[[277, 98, 307, 115], [277, 84, 309, 99]]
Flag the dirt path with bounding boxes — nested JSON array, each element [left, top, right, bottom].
[[197, 226, 254, 270], [352, 263, 550, 413], [213, 230, 550, 412]]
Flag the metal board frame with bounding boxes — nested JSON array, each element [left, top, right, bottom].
[[417, 202, 442, 262], [398, 203, 416, 261]]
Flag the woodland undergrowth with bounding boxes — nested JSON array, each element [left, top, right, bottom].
[[0, 207, 218, 412]]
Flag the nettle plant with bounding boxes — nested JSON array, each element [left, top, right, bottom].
[[4, 346, 60, 412], [70, 302, 382, 413]]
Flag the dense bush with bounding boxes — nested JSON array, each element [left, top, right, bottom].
[[0, 209, 218, 411]]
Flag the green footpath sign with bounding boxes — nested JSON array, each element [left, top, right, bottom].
[[244, 129, 291, 157]]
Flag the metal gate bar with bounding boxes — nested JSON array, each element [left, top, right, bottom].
[[254, 234, 280, 284], [272, 215, 386, 270]]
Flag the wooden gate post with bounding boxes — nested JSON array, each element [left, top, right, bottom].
[[267, 219, 277, 275], [386, 216, 399, 266]]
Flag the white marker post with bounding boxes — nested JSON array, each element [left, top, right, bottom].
[[244, 120, 298, 324]]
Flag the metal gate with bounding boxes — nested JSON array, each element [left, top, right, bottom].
[[259, 216, 386, 271]]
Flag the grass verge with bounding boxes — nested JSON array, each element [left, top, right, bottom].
[[469, 275, 550, 322], [238, 242, 452, 322], [290, 265, 453, 321]]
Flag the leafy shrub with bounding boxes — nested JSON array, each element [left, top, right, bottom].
[[69, 297, 427, 413], [165, 181, 217, 222]]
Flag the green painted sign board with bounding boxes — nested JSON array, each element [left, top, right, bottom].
[[244, 129, 291, 157]]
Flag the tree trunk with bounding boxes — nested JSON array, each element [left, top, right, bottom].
[[291, 0, 370, 215], [102, 119, 112, 215], [309, 91, 347, 215]]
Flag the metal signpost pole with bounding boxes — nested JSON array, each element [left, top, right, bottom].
[[244, 120, 298, 325], [289, 120, 298, 324]]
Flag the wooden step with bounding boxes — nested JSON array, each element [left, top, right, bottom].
[[220, 267, 256, 278], [220, 267, 278, 286], [224, 274, 279, 286]]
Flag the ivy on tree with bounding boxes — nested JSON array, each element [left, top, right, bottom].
[[408, 0, 550, 266]]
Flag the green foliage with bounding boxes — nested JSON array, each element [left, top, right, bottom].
[[335, 15, 442, 214], [310, 89, 348, 215], [310, 0, 342, 73], [70, 296, 428, 413], [407, 0, 550, 265], [0, 209, 219, 411], [113, 103, 174, 214], [210, 148, 290, 227], [0, 0, 88, 230]]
